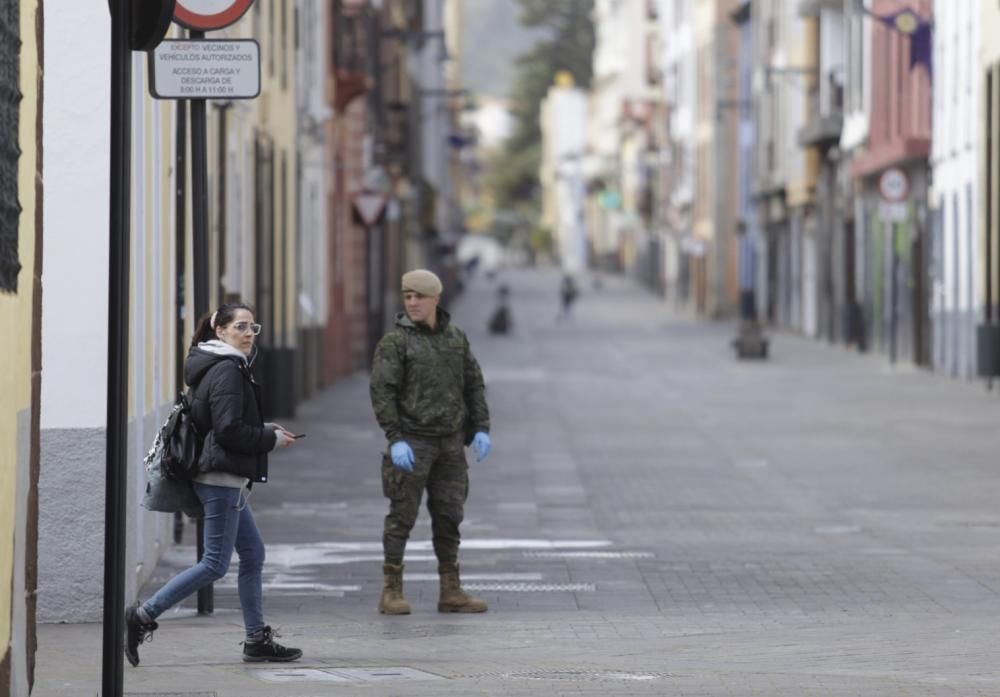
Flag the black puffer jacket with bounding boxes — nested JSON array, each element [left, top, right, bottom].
[[185, 345, 276, 483]]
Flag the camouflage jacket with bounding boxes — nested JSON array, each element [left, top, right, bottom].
[[370, 309, 490, 443]]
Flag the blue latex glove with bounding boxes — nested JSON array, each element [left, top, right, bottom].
[[390, 441, 415, 472], [471, 432, 491, 462]]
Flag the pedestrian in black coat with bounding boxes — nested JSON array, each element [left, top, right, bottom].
[[125, 302, 303, 667]]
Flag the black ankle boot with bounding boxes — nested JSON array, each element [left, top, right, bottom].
[[242, 625, 303, 663], [124, 604, 158, 667]]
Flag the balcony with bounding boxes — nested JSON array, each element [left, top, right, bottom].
[[797, 81, 843, 147]]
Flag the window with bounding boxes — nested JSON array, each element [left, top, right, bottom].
[[0, 0, 21, 293]]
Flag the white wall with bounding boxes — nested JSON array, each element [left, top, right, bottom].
[[39, 4, 177, 621], [297, 0, 329, 328], [660, 0, 695, 206], [549, 88, 588, 272], [931, 0, 979, 378], [840, 0, 870, 152], [778, 0, 807, 190], [40, 2, 110, 430], [819, 7, 845, 111]]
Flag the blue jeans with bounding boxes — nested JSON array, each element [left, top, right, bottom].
[[143, 483, 265, 635]]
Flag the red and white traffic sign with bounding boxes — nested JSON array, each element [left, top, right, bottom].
[[878, 167, 910, 203], [353, 191, 389, 227], [174, 0, 255, 32]]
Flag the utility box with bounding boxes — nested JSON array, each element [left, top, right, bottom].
[[976, 323, 1000, 377]]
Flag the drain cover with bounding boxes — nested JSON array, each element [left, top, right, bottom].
[[253, 669, 351, 683], [334, 667, 442, 682]]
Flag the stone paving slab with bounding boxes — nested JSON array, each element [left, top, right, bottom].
[[33, 268, 1000, 696]]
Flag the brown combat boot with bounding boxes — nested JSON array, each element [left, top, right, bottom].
[[437, 561, 488, 613], [378, 563, 411, 615]]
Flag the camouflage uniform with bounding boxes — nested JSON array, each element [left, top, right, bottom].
[[370, 309, 490, 564]]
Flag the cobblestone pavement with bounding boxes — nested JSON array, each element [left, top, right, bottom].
[[35, 268, 1000, 696]]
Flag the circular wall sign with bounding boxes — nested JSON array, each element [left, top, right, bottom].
[[878, 167, 910, 203], [174, 0, 255, 31]]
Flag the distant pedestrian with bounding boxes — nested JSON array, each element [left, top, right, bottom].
[[125, 302, 302, 667], [370, 269, 492, 615], [488, 283, 512, 334], [558, 273, 578, 321]]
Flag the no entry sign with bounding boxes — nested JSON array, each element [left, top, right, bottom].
[[174, 0, 255, 31]]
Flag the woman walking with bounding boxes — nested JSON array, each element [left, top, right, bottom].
[[125, 302, 302, 666]]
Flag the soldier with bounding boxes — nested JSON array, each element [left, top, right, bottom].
[[370, 269, 492, 614]]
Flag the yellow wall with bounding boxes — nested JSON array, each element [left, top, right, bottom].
[[983, 2, 1000, 64], [694, 0, 714, 239], [787, 16, 818, 207], [0, 0, 40, 663], [251, 2, 298, 345], [126, 51, 180, 420]]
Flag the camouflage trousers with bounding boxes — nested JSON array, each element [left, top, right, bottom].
[[382, 432, 469, 565]]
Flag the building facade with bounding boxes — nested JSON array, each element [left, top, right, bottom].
[[931, 0, 978, 378], [296, 0, 331, 398], [38, 0, 308, 624], [979, 0, 1000, 376], [1, 1, 41, 691], [797, 0, 845, 341], [752, 0, 813, 330], [541, 75, 589, 273], [850, 0, 933, 365], [659, 0, 697, 307], [839, 0, 873, 348], [38, 3, 182, 625]]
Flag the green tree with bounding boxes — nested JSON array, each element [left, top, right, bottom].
[[490, 0, 595, 211]]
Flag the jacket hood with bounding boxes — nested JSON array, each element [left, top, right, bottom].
[[394, 307, 451, 333], [185, 341, 247, 387]]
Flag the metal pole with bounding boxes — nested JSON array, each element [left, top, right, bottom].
[[189, 28, 214, 615], [102, 0, 131, 693], [216, 103, 231, 303], [889, 222, 898, 364], [173, 98, 188, 545], [367, 222, 383, 366]]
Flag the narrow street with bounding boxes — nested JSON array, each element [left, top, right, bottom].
[[38, 268, 1000, 696]]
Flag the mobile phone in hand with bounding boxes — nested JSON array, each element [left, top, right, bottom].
[[291, 433, 306, 439]]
